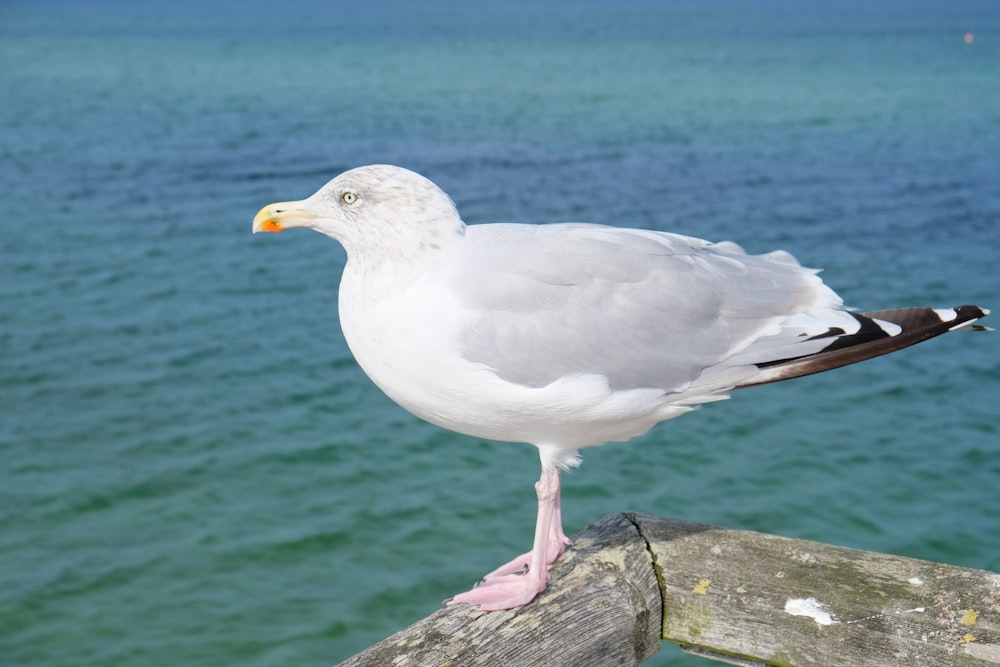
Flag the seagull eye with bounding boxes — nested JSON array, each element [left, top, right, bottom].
[[341, 191, 358, 205]]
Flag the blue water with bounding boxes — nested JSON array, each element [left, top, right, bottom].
[[2, 1, 998, 665]]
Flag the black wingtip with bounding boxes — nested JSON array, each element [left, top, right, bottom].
[[949, 304, 991, 331], [863, 304, 989, 331], [738, 304, 989, 389]]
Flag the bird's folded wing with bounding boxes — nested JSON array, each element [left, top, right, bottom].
[[453, 223, 852, 395]]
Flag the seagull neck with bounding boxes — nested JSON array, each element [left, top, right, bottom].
[[342, 231, 465, 295]]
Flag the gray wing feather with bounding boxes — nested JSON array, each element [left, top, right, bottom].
[[454, 223, 842, 392]]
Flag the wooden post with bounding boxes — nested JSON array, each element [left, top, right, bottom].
[[336, 513, 661, 667], [643, 514, 999, 666], [335, 513, 999, 666]]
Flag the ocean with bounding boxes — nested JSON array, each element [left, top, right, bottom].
[[2, 1, 998, 665]]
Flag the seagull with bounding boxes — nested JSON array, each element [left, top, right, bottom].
[[253, 164, 988, 611]]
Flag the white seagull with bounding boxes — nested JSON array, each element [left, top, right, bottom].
[[253, 164, 988, 611]]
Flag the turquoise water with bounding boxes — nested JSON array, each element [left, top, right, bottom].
[[2, 1, 998, 665]]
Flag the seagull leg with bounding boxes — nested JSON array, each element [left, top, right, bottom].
[[477, 471, 570, 580], [447, 465, 568, 611]]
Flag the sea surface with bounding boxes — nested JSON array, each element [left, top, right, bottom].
[[2, 1, 998, 665]]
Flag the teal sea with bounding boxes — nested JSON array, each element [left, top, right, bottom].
[[2, 1, 999, 665]]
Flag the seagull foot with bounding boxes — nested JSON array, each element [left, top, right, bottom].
[[447, 464, 571, 611], [478, 539, 569, 580], [480, 553, 534, 580], [447, 571, 547, 611]]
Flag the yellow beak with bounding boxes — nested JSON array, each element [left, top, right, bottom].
[[252, 200, 317, 233]]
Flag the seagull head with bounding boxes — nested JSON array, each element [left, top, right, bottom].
[[253, 165, 466, 259]]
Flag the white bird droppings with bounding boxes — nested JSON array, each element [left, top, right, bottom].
[[785, 597, 839, 625]]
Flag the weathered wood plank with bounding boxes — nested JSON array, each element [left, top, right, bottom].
[[336, 513, 662, 667], [635, 513, 1000, 666], [334, 513, 999, 666]]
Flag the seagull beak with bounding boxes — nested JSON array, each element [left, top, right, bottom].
[[252, 200, 317, 234]]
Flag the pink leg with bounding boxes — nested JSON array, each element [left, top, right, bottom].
[[478, 479, 570, 580], [447, 466, 569, 611]]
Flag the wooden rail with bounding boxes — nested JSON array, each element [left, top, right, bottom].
[[335, 513, 999, 666]]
